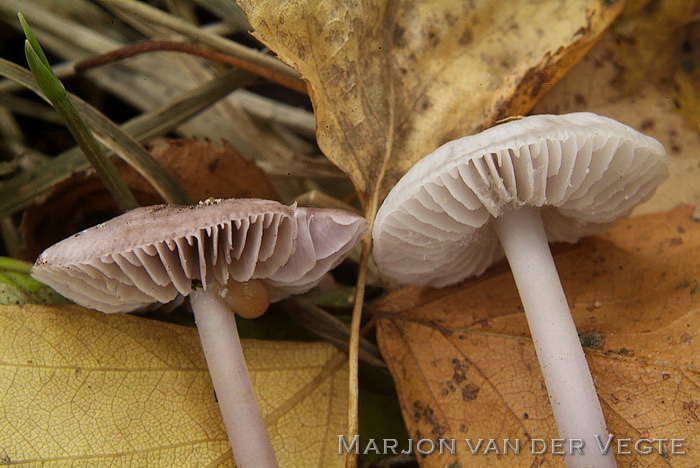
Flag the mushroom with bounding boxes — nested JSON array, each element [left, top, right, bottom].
[[372, 112, 667, 468], [31, 197, 366, 468]]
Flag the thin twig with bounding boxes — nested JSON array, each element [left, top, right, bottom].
[[98, 0, 301, 87], [75, 40, 307, 95]]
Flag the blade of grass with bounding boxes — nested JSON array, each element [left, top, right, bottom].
[[284, 297, 386, 369], [0, 92, 63, 124], [19, 13, 139, 212], [0, 217, 21, 258], [0, 256, 32, 274], [0, 59, 249, 217], [236, 90, 316, 138], [18, 12, 50, 67], [192, 0, 250, 32], [0, 61, 74, 93]]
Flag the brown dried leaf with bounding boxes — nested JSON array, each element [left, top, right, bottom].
[[375, 206, 699, 467], [237, 0, 623, 212], [19, 139, 277, 260], [144, 138, 278, 201]]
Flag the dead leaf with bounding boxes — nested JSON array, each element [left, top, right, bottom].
[[375, 206, 699, 467], [534, 1, 700, 216], [144, 138, 279, 201], [237, 0, 623, 212], [673, 21, 700, 129], [0, 304, 347, 467], [611, 0, 699, 106], [19, 138, 278, 261], [587, 88, 700, 217]]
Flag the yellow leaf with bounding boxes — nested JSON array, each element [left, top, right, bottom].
[[375, 206, 699, 467], [0, 305, 347, 467], [237, 0, 622, 212]]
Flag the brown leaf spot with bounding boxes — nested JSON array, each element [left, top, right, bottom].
[[452, 358, 468, 384], [680, 332, 693, 345], [419, 404, 447, 439], [579, 330, 606, 350], [461, 383, 480, 401], [459, 28, 474, 46], [393, 24, 406, 48], [206, 158, 220, 173], [643, 0, 662, 14], [18, 139, 277, 260], [669, 237, 683, 247], [640, 119, 655, 131], [682, 401, 698, 421], [608, 347, 634, 357], [522, 67, 548, 98]]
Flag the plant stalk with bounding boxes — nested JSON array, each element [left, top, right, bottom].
[[493, 206, 616, 468], [345, 234, 371, 468]]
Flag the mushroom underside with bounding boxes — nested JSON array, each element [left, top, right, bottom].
[[373, 113, 667, 287], [32, 199, 367, 313]]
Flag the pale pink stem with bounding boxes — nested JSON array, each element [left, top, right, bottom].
[[190, 289, 279, 468], [493, 207, 615, 468]]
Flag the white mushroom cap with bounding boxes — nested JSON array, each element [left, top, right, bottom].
[[32, 198, 366, 313], [372, 112, 668, 287]]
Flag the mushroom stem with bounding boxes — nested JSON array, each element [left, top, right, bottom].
[[492, 207, 615, 468], [190, 289, 279, 468]]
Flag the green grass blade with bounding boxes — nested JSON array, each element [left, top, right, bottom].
[[0, 256, 69, 305], [18, 13, 50, 69], [19, 13, 139, 212], [0, 256, 32, 274]]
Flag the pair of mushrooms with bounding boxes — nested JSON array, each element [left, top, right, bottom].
[[33, 112, 667, 467]]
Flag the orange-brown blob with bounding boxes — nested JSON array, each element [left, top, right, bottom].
[[217, 278, 270, 319]]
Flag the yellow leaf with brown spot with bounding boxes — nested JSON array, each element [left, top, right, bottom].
[[376, 206, 699, 467], [0, 305, 346, 467], [237, 0, 623, 212]]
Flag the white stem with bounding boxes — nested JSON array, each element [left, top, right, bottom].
[[190, 289, 279, 468], [493, 207, 615, 468]]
